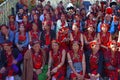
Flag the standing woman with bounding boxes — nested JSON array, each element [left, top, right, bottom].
[[47, 40, 66, 80], [15, 23, 29, 55], [67, 41, 86, 80], [86, 40, 104, 80]]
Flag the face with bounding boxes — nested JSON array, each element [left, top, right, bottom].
[[33, 15, 38, 20], [89, 14, 94, 20], [87, 27, 94, 33], [72, 42, 79, 51], [32, 23, 38, 31], [105, 15, 111, 21], [32, 43, 40, 52], [3, 45, 11, 51], [23, 17, 28, 22], [61, 14, 66, 21], [45, 13, 51, 20], [101, 26, 108, 32], [19, 25, 25, 32], [52, 42, 59, 50], [19, 9, 24, 14], [72, 24, 79, 31], [1, 26, 8, 34], [92, 43, 100, 51], [9, 17, 14, 22]]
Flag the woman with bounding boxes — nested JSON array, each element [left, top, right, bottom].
[[29, 23, 41, 42], [15, 23, 29, 55], [2, 42, 22, 80], [23, 41, 47, 80], [22, 15, 31, 32], [97, 23, 112, 51], [67, 41, 86, 80], [86, 40, 104, 80], [104, 40, 119, 80], [56, 13, 68, 33], [70, 23, 84, 50], [8, 15, 18, 33], [47, 40, 66, 80], [0, 24, 14, 44], [32, 14, 43, 31]]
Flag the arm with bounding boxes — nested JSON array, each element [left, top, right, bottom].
[[48, 51, 52, 71], [15, 32, 19, 46], [28, 31, 32, 42], [56, 49, 66, 69], [82, 54, 86, 77], [80, 33, 84, 50]]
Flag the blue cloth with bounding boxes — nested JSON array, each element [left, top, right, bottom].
[[15, 32, 29, 47], [0, 31, 14, 44], [39, 14, 44, 22], [97, 20, 116, 34]]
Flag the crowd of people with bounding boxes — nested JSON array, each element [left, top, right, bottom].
[[0, 0, 120, 80]]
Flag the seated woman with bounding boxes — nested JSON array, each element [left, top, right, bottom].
[[23, 40, 47, 80], [0, 24, 14, 44], [15, 23, 29, 55], [2, 42, 22, 80], [104, 40, 119, 80], [67, 41, 86, 80], [47, 40, 66, 80], [0, 45, 6, 80], [86, 40, 104, 80], [29, 23, 41, 42]]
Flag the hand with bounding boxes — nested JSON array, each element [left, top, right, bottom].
[[90, 74, 96, 80], [12, 60, 17, 64], [46, 70, 51, 77], [0, 67, 6, 73], [51, 67, 58, 74], [36, 69, 42, 75], [17, 45, 23, 51], [77, 75, 84, 80]]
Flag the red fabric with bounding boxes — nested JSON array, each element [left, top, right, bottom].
[[85, 20, 95, 29], [23, 22, 31, 31], [5, 53, 14, 76], [9, 23, 16, 31], [100, 32, 110, 46], [72, 31, 81, 42], [32, 52, 43, 69], [104, 50, 118, 80], [19, 35, 26, 42], [45, 34, 51, 45], [71, 72, 82, 79], [89, 53, 99, 75], [69, 50, 83, 63], [51, 49, 66, 79], [30, 31, 39, 41]]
